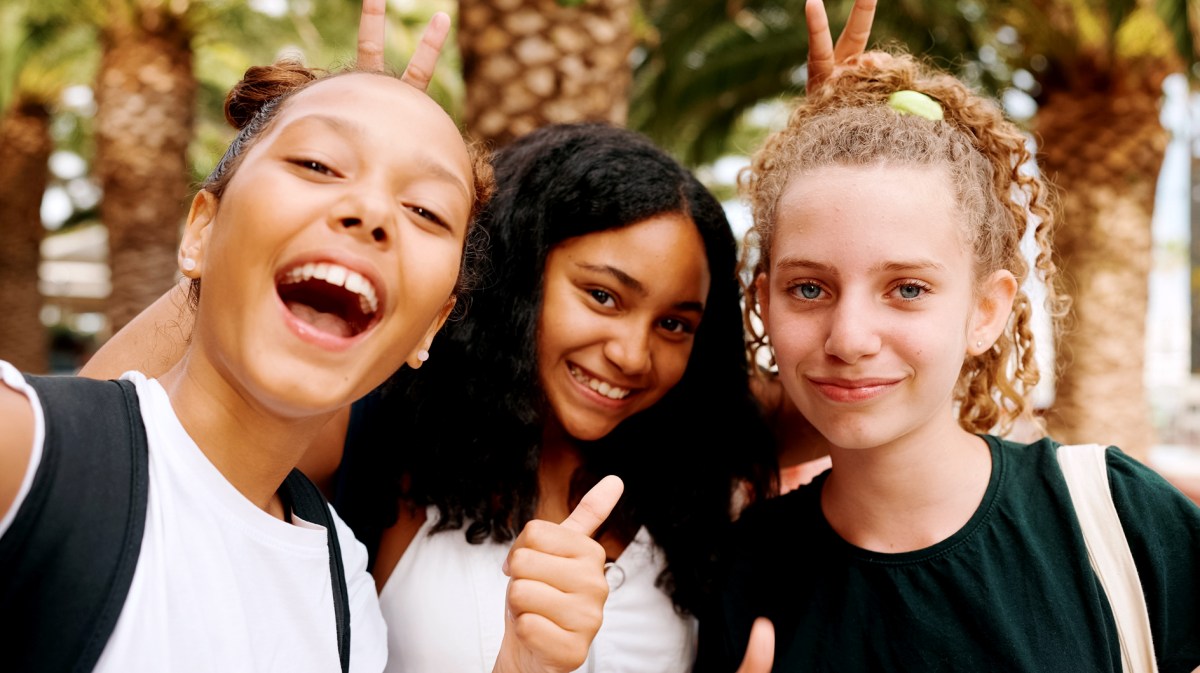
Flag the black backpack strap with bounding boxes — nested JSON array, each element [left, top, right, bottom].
[[280, 469, 351, 673], [0, 375, 148, 673]]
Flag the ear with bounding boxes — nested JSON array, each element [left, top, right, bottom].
[[406, 295, 456, 369], [967, 269, 1018, 355], [179, 190, 217, 278], [754, 273, 771, 328]]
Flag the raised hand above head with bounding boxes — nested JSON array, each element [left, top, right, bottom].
[[357, 0, 450, 92], [493, 475, 625, 673], [805, 0, 877, 94]]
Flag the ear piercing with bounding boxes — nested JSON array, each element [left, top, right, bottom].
[[976, 341, 984, 349], [417, 349, 430, 363], [181, 257, 197, 272]]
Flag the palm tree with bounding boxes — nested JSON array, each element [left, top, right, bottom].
[[458, 0, 636, 147], [1006, 1, 1193, 460], [93, 0, 197, 332], [0, 3, 97, 373]]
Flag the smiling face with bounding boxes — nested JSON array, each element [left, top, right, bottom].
[[537, 213, 711, 442], [759, 163, 1008, 451], [183, 73, 473, 418]]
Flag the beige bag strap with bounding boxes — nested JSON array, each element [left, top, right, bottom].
[[1056, 443, 1158, 673]]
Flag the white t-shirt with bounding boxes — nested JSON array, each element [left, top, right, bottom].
[[0, 363, 387, 673], [379, 505, 697, 673]]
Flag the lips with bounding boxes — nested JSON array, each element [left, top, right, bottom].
[[275, 256, 386, 348], [568, 363, 634, 401], [807, 376, 902, 403]]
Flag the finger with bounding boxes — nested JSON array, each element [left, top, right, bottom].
[[508, 611, 591, 672], [805, 0, 835, 94], [505, 545, 608, 595], [833, 0, 877, 63], [506, 577, 604, 633], [560, 475, 624, 536], [400, 11, 450, 92], [357, 0, 386, 72], [735, 618, 775, 673]]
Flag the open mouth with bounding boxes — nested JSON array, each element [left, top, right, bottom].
[[569, 364, 633, 400], [276, 262, 380, 338]]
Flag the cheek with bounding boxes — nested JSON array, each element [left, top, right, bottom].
[[652, 343, 695, 397]]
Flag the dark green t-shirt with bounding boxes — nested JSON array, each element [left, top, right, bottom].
[[696, 436, 1200, 672]]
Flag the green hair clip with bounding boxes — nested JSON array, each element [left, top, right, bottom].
[[887, 90, 944, 121]]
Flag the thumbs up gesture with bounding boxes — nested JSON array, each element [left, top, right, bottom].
[[491, 475, 625, 673]]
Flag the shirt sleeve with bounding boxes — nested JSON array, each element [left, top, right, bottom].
[[330, 503, 388, 673], [1105, 447, 1200, 673]]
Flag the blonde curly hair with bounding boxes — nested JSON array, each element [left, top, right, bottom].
[[740, 52, 1067, 436]]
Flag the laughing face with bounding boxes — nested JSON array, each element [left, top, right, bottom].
[[536, 213, 710, 442], [182, 73, 473, 418]]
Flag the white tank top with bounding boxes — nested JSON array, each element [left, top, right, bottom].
[[379, 506, 697, 672]]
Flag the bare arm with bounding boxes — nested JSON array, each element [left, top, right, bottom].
[[79, 280, 193, 380], [0, 383, 35, 523]]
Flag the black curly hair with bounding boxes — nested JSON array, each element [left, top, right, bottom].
[[337, 123, 777, 615]]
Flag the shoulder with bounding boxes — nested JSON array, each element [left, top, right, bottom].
[[0, 363, 40, 528]]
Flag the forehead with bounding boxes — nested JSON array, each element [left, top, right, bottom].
[[554, 213, 710, 286], [268, 73, 472, 179], [774, 164, 966, 263]]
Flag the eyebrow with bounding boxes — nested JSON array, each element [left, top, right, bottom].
[[576, 262, 705, 313], [773, 256, 946, 275], [291, 113, 472, 200]]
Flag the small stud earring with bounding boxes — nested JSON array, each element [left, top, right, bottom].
[[976, 340, 984, 349], [181, 257, 197, 272], [417, 349, 429, 363]]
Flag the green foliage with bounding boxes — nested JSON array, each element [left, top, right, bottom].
[[632, 0, 986, 165]]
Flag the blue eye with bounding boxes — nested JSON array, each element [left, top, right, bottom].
[[896, 283, 928, 300], [795, 283, 822, 300]]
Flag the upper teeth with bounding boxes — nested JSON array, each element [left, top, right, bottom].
[[283, 262, 379, 314], [569, 365, 631, 400]]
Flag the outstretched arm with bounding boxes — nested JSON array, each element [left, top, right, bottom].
[[78, 280, 193, 380], [805, 0, 877, 94]]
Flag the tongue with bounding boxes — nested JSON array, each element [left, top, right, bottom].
[[287, 301, 353, 338]]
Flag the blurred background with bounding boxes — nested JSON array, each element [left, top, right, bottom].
[[2, 0, 1200, 480]]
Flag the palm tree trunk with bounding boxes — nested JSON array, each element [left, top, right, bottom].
[[95, 9, 195, 332], [1036, 65, 1171, 461], [0, 100, 53, 373], [458, 0, 635, 147]]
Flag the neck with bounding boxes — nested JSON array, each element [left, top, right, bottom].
[[536, 422, 583, 523], [157, 350, 333, 518], [820, 408, 992, 553]]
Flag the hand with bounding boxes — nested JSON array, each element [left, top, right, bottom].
[[357, 1, 450, 92], [805, 0, 877, 94], [492, 475, 625, 673], [735, 618, 776, 673]]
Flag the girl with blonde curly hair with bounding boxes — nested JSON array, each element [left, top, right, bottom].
[[698, 51, 1200, 672]]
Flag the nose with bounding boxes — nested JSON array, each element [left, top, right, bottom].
[[823, 296, 882, 364], [329, 180, 393, 245], [603, 323, 652, 377]]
